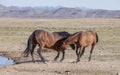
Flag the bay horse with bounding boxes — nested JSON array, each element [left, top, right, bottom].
[[23, 29, 75, 62], [58, 30, 98, 62]]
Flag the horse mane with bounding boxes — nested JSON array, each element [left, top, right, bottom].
[[67, 32, 81, 40], [56, 32, 80, 43], [54, 31, 70, 37]]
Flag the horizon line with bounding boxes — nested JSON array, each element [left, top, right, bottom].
[[0, 4, 120, 11]]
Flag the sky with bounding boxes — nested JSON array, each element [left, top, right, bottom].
[[0, 0, 120, 10]]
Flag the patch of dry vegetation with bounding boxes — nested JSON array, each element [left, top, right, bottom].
[[0, 18, 120, 75]]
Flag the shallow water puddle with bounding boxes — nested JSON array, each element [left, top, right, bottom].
[[0, 56, 14, 66]]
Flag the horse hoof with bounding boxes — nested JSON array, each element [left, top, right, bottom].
[[60, 60, 63, 62], [32, 60, 35, 63], [54, 59, 57, 61], [88, 60, 91, 62], [41, 59, 48, 63], [76, 60, 80, 63]]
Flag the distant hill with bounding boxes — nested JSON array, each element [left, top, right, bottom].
[[0, 4, 120, 18]]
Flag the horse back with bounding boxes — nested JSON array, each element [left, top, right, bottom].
[[34, 30, 64, 48], [79, 31, 97, 46]]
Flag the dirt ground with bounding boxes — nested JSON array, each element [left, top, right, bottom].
[[0, 49, 119, 75]]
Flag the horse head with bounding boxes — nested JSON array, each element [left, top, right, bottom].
[[70, 44, 76, 50]]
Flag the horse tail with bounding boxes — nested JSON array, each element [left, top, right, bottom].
[[22, 31, 35, 57], [95, 32, 98, 43]]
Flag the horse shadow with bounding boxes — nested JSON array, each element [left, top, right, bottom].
[[14, 59, 49, 65]]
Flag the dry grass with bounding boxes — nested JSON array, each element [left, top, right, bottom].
[[0, 18, 120, 75]]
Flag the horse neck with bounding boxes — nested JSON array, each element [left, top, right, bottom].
[[64, 33, 79, 46]]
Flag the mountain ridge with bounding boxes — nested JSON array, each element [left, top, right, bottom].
[[0, 4, 120, 18]]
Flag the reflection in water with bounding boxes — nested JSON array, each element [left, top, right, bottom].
[[0, 56, 14, 66]]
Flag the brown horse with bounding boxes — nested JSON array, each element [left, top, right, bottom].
[[59, 31, 98, 62], [23, 29, 75, 62]]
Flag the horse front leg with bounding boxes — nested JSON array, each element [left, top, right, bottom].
[[60, 50, 65, 62], [76, 46, 79, 57], [54, 51, 60, 61], [76, 49, 81, 62], [30, 44, 36, 63], [31, 50, 35, 63], [77, 46, 84, 62], [79, 48, 85, 58]]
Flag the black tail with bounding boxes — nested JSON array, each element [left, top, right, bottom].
[[22, 31, 35, 57], [95, 32, 98, 43]]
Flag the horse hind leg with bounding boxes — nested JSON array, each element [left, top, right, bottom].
[[89, 44, 95, 61], [31, 50, 35, 63], [37, 47, 46, 63], [31, 44, 36, 63]]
